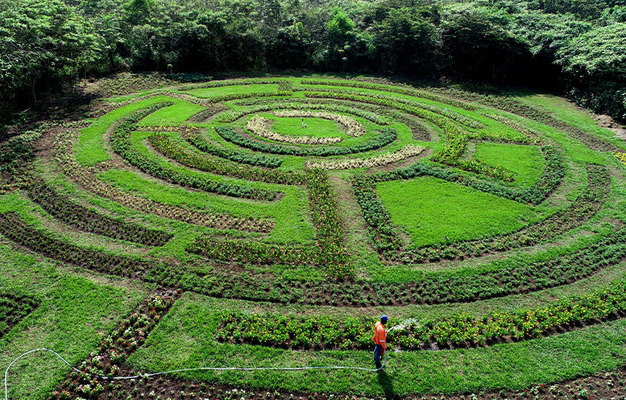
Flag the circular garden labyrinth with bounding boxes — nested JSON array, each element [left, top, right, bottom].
[[1, 76, 625, 400]]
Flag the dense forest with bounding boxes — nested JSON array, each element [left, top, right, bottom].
[[1, 0, 625, 121]]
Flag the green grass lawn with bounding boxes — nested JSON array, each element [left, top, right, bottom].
[[376, 176, 543, 247], [183, 84, 279, 98], [0, 245, 146, 400], [128, 290, 626, 397], [2, 74, 625, 399], [474, 143, 545, 187], [269, 115, 347, 138]]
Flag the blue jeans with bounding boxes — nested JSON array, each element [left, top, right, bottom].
[[374, 344, 383, 368]]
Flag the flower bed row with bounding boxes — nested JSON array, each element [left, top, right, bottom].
[[306, 145, 425, 170], [305, 168, 352, 278], [216, 125, 398, 157], [435, 87, 620, 152], [482, 113, 544, 145], [149, 133, 305, 185], [53, 130, 273, 233], [27, 175, 173, 246], [273, 110, 366, 137], [303, 86, 484, 130], [179, 78, 285, 91], [179, 126, 283, 168], [246, 116, 343, 145], [187, 169, 352, 279], [373, 145, 564, 205], [111, 106, 280, 201], [0, 290, 39, 339], [0, 212, 151, 279], [299, 78, 477, 111], [52, 290, 180, 400], [205, 91, 292, 103], [1, 209, 624, 308], [216, 278, 626, 351], [214, 100, 390, 125], [615, 151, 626, 166], [354, 162, 605, 261]]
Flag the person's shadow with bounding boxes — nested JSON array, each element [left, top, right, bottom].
[[377, 369, 396, 399]]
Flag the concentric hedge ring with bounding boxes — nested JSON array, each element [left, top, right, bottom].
[[1, 75, 624, 399]]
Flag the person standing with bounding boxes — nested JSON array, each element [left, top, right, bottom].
[[373, 315, 389, 369]]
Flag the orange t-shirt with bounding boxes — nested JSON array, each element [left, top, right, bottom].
[[373, 321, 387, 349]]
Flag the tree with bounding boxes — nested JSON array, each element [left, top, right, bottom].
[[371, 8, 439, 75], [440, 4, 530, 81], [0, 0, 103, 104]]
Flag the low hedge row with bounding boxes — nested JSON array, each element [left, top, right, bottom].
[[214, 100, 390, 125], [435, 87, 620, 152], [396, 164, 610, 263], [111, 106, 280, 201], [27, 176, 173, 246], [354, 162, 605, 262], [1, 210, 624, 307], [299, 78, 477, 111], [182, 127, 283, 168], [187, 169, 352, 279], [216, 125, 398, 157], [303, 86, 484, 129], [306, 168, 352, 278], [0, 290, 39, 338], [216, 279, 626, 351], [149, 133, 304, 185], [54, 130, 273, 233]]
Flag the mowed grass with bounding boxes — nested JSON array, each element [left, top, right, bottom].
[[128, 291, 626, 397], [0, 245, 146, 400], [97, 169, 315, 244], [139, 101, 205, 126], [474, 143, 545, 187], [183, 84, 279, 98], [269, 115, 347, 138], [376, 176, 542, 247]]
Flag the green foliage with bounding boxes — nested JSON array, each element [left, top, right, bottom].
[[0, 0, 103, 103]]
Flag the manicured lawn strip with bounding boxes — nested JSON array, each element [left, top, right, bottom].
[[76, 95, 179, 167], [182, 84, 280, 98], [394, 163, 610, 263], [269, 115, 347, 139], [184, 126, 283, 168], [187, 169, 351, 278], [354, 163, 608, 263], [298, 78, 477, 111], [216, 125, 397, 157], [435, 86, 622, 152], [474, 143, 545, 188], [97, 169, 314, 244], [149, 132, 304, 185], [0, 244, 145, 400], [216, 278, 626, 350], [129, 292, 626, 396], [26, 175, 173, 246], [215, 99, 391, 125], [139, 101, 205, 126], [55, 131, 274, 234], [377, 177, 540, 248], [519, 93, 625, 148], [112, 106, 280, 201], [6, 205, 622, 309]]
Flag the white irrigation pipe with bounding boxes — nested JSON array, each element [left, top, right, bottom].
[[4, 322, 408, 399], [4, 348, 390, 400]]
